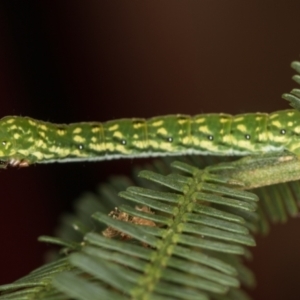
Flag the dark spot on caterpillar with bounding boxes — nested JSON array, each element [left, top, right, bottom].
[[177, 116, 188, 121], [1, 141, 6, 146], [92, 124, 101, 130], [167, 137, 173, 143], [133, 120, 144, 126], [207, 135, 214, 141], [78, 144, 84, 150], [245, 134, 251, 140], [280, 129, 286, 135]]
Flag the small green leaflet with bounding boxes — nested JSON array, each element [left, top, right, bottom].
[[0, 109, 299, 168]]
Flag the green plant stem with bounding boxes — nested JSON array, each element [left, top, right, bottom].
[[217, 153, 300, 189]]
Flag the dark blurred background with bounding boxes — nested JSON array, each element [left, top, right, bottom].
[[1, 1, 300, 299]]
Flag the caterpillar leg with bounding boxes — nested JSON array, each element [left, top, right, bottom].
[[0, 158, 30, 168], [8, 158, 30, 168]]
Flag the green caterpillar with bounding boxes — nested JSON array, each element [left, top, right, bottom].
[[0, 109, 300, 168]]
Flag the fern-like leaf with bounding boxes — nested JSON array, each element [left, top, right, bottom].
[[0, 158, 259, 300]]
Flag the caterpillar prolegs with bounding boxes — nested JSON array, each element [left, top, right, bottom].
[[0, 109, 300, 168]]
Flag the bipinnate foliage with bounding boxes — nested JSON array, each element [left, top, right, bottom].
[[1, 156, 260, 300], [2, 153, 300, 300]]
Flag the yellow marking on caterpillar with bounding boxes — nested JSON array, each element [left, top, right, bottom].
[[222, 134, 232, 144], [193, 140, 221, 152], [270, 113, 279, 119], [195, 118, 205, 123], [7, 119, 15, 124], [157, 127, 168, 135], [235, 140, 256, 151], [104, 142, 115, 152], [38, 124, 48, 131], [147, 140, 159, 149], [115, 145, 130, 153], [271, 121, 282, 128], [113, 131, 124, 139], [234, 117, 244, 122], [151, 120, 163, 127], [147, 140, 174, 151], [73, 127, 82, 134], [267, 132, 274, 141], [31, 152, 44, 160], [71, 149, 86, 157], [43, 153, 56, 159], [48, 146, 70, 157], [132, 140, 146, 149], [13, 133, 20, 139], [236, 124, 247, 132], [293, 126, 300, 134], [258, 132, 268, 142], [92, 127, 100, 133], [39, 131, 46, 138], [28, 120, 36, 126], [104, 142, 129, 154], [35, 140, 47, 149], [220, 117, 230, 123], [198, 125, 211, 134], [182, 136, 190, 144], [108, 124, 119, 131], [133, 122, 144, 129], [73, 135, 86, 143], [89, 143, 105, 152], [272, 135, 287, 143], [18, 149, 30, 156], [57, 129, 66, 136], [178, 118, 188, 125], [160, 143, 176, 152]]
